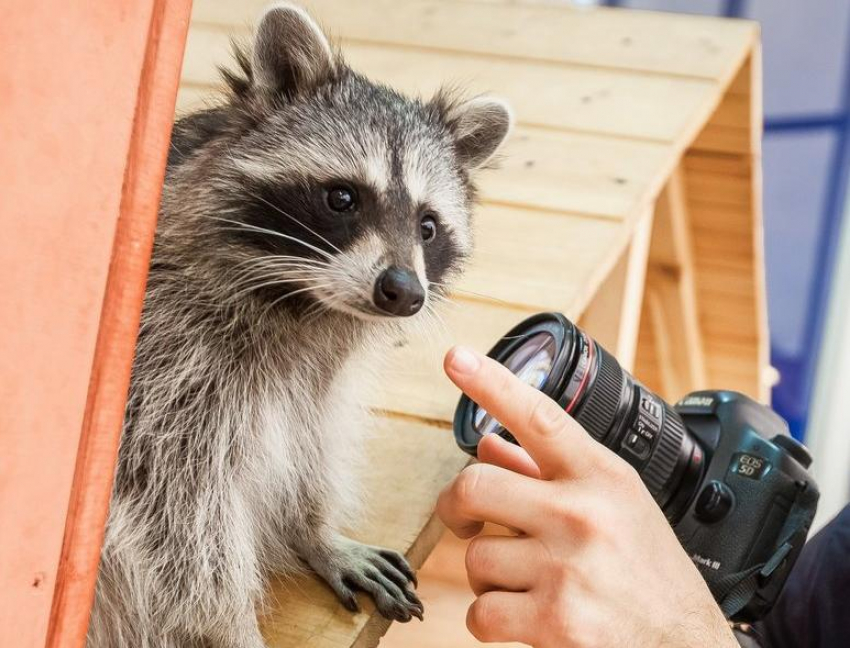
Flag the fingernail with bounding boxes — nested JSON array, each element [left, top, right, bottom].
[[449, 346, 480, 374]]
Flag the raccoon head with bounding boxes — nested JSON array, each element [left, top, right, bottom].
[[167, 3, 512, 322]]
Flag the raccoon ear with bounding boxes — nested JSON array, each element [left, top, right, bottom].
[[444, 97, 514, 170], [252, 3, 336, 97]]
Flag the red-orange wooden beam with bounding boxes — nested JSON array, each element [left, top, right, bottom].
[[0, 2, 192, 647]]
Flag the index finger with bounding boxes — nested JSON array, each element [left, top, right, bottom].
[[444, 345, 602, 479]]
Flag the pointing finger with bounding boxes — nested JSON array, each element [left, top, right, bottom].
[[445, 345, 603, 479]]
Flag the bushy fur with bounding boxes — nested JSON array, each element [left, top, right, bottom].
[[88, 4, 511, 647]]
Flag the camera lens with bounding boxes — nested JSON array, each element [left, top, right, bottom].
[[454, 312, 704, 523]]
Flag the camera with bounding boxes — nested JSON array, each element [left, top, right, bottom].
[[453, 312, 819, 622]]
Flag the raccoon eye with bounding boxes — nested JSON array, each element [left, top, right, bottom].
[[420, 213, 438, 243], [326, 185, 358, 212]]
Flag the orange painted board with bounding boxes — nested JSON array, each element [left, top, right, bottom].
[[0, 1, 191, 647]]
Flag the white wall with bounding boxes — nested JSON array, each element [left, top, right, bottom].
[[806, 203, 850, 532]]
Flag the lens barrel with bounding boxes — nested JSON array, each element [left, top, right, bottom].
[[454, 312, 704, 522]]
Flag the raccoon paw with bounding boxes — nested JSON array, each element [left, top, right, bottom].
[[311, 537, 423, 622]]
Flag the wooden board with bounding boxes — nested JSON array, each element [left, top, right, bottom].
[[181, 25, 721, 143], [194, 0, 756, 83]]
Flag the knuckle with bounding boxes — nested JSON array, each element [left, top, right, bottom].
[[452, 464, 485, 511], [541, 493, 570, 523], [547, 554, 572, 585], [548, 599, 577, 644], [551, 496, 605, 540], [467, 597, 499, 642], [527, 396, 567, 438], [589, 447, 639, 486], [605, 456, 643, 492], [465, 537, 489, 576]]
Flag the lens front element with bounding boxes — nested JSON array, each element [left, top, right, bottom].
[[473, 331, 557, 436]]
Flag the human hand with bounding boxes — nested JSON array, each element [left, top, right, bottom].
[[436, 346, 738, 648]]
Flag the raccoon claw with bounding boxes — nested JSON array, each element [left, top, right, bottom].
[[313, 539, 423, 622], [378, 548, 418, 586]]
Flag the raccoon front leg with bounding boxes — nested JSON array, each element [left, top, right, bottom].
[[299, 533, 424, 622]]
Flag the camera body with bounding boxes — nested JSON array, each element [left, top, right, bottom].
[[671, 390, 818, 622], [454, 312, 819, 622]]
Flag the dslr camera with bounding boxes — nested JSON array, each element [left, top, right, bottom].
[[454, 312, 819, 622]]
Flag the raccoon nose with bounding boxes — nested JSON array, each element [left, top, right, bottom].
[[374, 266, 425, 316]]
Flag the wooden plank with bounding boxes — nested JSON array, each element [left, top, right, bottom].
[[680, 49, 766, 400], [0, 1, 190, 647], [476, 128, 671, 218], [460, 206, 625, 311], [645, 169, 707, 396], [691, 59, 756, 154], [180, 24, 721, 143], [645, 270, 704, 397], [368, 303, 534, 422], [193, 0, 757, 83], [260, 416, 469, 648], [634, 298, 664, 398], [578, 205, 654, 371], [692, 123, 751, 155]]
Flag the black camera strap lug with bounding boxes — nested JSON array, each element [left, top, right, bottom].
[[715, 482, 818, 620]]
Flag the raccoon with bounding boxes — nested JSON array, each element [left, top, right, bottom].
[[88, 4, 512, 647]]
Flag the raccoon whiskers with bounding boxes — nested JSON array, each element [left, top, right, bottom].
[[232, 276, 324, 299], [429, 281, 510, 307], [243, 189, 343, 255], [300, 299, 332, 327], [421, 306, 449, 343], [266, 283, 337, 311], [231, 254, 333, 272], [210, 217, 336, 261], [230, 262, 332, 291], [229, 256, 332, 287]]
